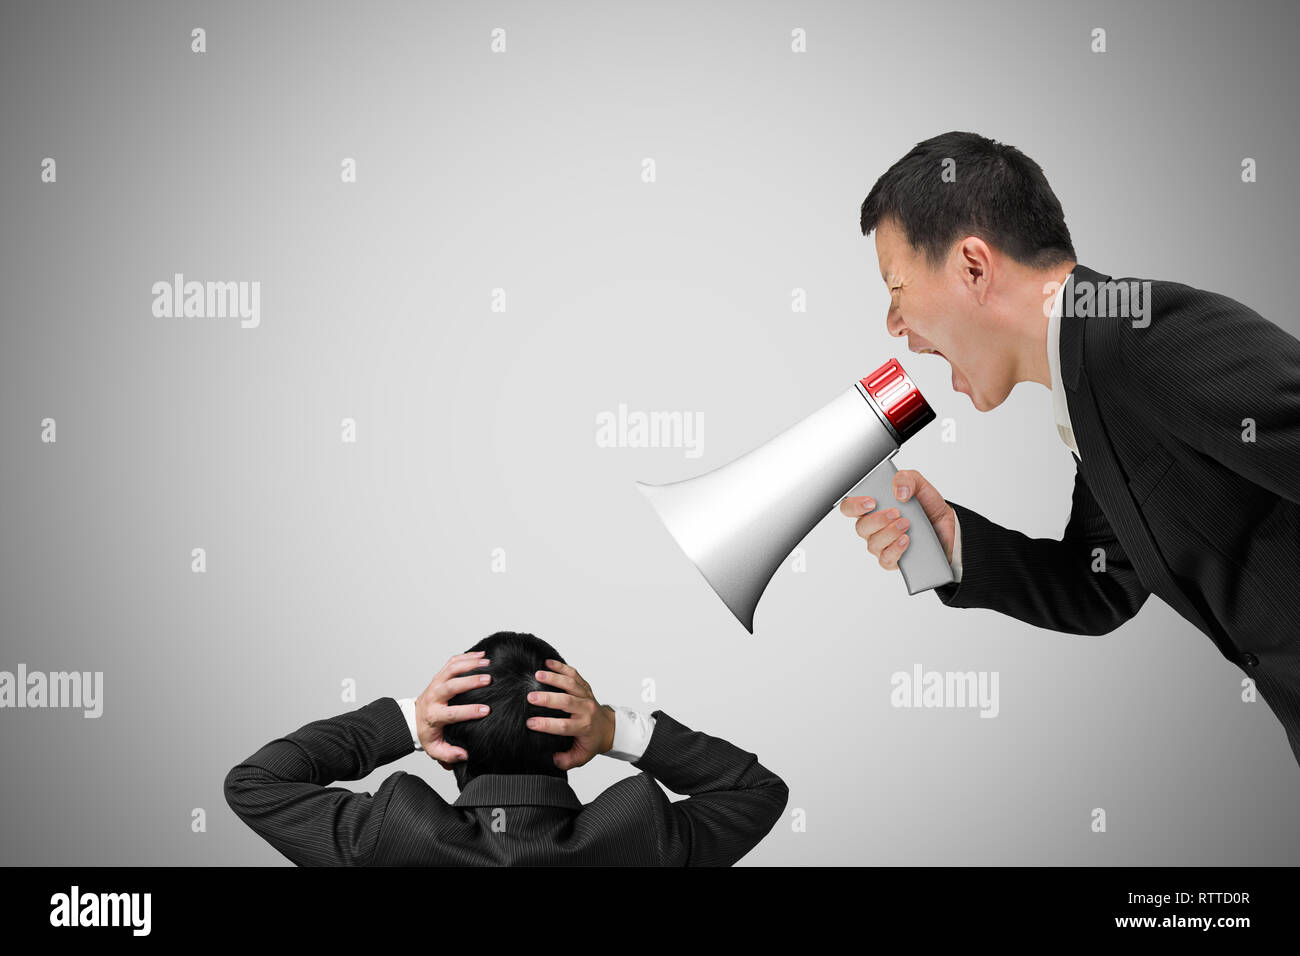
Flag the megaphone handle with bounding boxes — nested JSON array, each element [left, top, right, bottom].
[[847, 459, 956, 595]]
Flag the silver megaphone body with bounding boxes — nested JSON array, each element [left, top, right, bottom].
[[637, 359, 954, 632]]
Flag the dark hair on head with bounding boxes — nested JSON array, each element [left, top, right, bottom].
[[860, 131, 1075, 269], [442, 631, 574, 785]]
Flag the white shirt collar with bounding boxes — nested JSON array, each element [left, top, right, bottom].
[[1046, 279, 1080, 458]]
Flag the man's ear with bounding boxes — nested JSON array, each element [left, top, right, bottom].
[[956, 236, 994, 304]]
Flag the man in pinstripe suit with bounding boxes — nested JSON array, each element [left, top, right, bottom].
[[225, 631, 788, 865], [842, 132, 1300, 767]]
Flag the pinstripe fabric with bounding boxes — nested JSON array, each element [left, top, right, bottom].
[[225, 697, 789, 866], [936, 264, 1300, 766]]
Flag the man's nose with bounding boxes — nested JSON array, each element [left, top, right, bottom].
[[885, 304, 906, 337]]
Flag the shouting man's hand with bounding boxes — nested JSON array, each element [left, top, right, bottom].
[[840, 468, 957, 570]]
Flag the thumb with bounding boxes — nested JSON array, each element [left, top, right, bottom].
[[892, 468, 956, 562], [892, 469, 949, 527], [553, 749, 579, 771]]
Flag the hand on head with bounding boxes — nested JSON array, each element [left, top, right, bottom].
[[528, 660, 616, 771], [414, 641, 613, 775], [414, 650, 493, 769]]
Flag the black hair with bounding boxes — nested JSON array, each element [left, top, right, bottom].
[[442, 631, 574, 785], [860, 131, 1075, 269]]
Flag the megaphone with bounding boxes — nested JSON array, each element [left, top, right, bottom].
[[636, 358, 954, 632]]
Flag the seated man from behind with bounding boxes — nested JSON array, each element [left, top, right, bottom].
[[224, 631, 788, 866]]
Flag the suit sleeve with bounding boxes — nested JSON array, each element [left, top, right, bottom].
[[1111, 282, 1300, 505], [630, 710, 788, 867], [223, 697, 416, 866], [933, 463, 1150, 635]]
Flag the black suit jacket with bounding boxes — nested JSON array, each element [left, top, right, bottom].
[[224, 698, 788, 866], [936, 264, 1300, 765]]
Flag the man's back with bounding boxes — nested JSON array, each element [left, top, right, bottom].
[[1083, 271, 1299, 625], [936, 264, 1300, 761], [225, 698, 788, 867]]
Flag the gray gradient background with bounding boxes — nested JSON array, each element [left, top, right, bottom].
[[2, 0, 1298, 866]]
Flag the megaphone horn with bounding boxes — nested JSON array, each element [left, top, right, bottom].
[[636, 358, 954, 632]]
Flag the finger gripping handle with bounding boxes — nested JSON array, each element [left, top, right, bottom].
[[847, 459, 955, 595]]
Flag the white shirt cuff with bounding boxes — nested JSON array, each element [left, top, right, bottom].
[[396, 697, 421, 751], [606, 705, 656, 762], [950, 511, 963, 584]]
